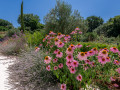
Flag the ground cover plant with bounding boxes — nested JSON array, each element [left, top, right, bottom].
[[8, 48, 58, 90], [37, 27, 120, 90]]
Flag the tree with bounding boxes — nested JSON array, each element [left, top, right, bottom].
[[44, 0, 87, 34], [0, 19, 13, 31], [107, 15, 120, 37], [20, 0, 25, 32], [18, 14, 43, 31], [86, 16, 104, 32]]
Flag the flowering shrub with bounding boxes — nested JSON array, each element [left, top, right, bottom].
[[38, 28, 120, 90]]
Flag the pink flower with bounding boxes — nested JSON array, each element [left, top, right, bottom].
[[70, 31, 75, 34], [110, 77, 116, 81], [106, 57, 111, 62], [66, 54, 74, 61], [54, 66, 58, 70], [76, 74, 82, 81], [53, 58, 58, 63], [98, 56, 107, 65], [43, 38, 45, 42], [35, 47, 40, 52], [39, 44, 42, 47], [75, 27, 80, 31], [103, 48, 109, 52], [76, 43, 82, 48], [49, 31, 56, 35], [116, 68, 120, 74], [55, 38, 60, 45], [50, 45, 54, 48], [90, 62, 96, 67], [57, 42, 64, 48], [98, 50, 108, 58], [77, 52, 87, 61], [114, 60, 120, 65], [56, 51, 63, 58], [118, 51, 120, 55], [66, 47, 74, 55], [66, 60, 72, 67], [57, 33, 63, 39], [61, 84, 66, 90], [79, 31, 82, 34], [110, 47, 119, 53], [113, 83, 119, 87], [87, 51, 94, 56], [85, 59, 91, 64], [69, 67, 76, 74], [71, 60, 79, 67], [46, 65, 51, 71], [91, 47, 98, 55], [69, 44, 76, 50], [54, 49, 60, 54], [44, 56, 51, 64], [58, 63, 63, 68]]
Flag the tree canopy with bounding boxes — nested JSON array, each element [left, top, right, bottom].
[[18, 14, 43, 31], [86, 16, 104, 32], [44, 0, 88, 34]]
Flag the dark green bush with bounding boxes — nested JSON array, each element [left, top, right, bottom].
[[6, 28, 21, 37]]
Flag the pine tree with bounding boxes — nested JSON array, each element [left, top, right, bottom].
[[21, 0, 24, 32]]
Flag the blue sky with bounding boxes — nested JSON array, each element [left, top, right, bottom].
[[0, 0, 120, 27]]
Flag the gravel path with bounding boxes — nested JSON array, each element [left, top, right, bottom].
[[0, 55, 15, 90]]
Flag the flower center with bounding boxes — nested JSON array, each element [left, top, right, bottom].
[[68, 55, 71, 59], [58, 51, 60, 54], [62, 86, 65, 88], [68, 47, 72, 51], [79, 76, 81, 79], [102, 50, 107, 54], [74, 62, 77, 65], [55, 38, 58, 42], [93, 47, 97, 51], [45, 56, 48, 60], [113, 47, 117, 50], [89, 51, 93, 53], [58, 33, 61, 36], [102, 58, 105, 61], [80, 52, 85, 56], [59, 42, 62, 45]]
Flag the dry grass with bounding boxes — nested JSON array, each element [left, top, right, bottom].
[[8, 49, 58, 90]]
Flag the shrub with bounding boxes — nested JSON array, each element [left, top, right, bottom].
[[25, 31, 45, 46], [8, 49, 58, 90], [6, 28, 21, 37], [0, 35, 26, 55]]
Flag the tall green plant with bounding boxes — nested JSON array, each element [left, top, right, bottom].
[[21, 0, 24, 32]]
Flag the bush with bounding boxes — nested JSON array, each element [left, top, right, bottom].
[[25, 31, 45, 46], [8, 49, 58, 90], [0, 36, 26, 55], [6, 28, 21, 37]]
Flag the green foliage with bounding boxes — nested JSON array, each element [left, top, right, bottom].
[[6, 28, 21, 37], [86, 16, 104, 32], [94, 15, 120, 37], [25, 30, 45, 46], [18, 14, 43, 31], [44, 0, 88, 34], [0, 19, 13, 31]]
